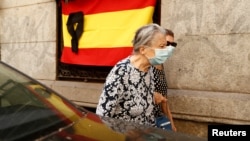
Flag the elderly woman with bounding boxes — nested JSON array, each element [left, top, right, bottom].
[[96, 23, 175, 127]]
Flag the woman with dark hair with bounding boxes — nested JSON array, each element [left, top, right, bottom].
[[153, 28, 177, 131]]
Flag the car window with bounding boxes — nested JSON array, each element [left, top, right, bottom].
[[0, 63, 85, 141]]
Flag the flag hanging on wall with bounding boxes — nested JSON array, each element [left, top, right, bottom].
[[60, 0, 156, 66]]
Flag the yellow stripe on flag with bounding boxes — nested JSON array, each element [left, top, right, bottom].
[[62, 7, 154, 48]]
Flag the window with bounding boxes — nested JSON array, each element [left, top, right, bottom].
[[56, 0, 161, 82]]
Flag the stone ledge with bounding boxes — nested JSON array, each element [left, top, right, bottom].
[[39, 80, 103, 108], [167, 89, 250, 124], [40, 80, 250, 125]]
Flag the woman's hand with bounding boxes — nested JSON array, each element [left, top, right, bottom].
[[154, 92, 167, 104], [171, 124, 177, 132]]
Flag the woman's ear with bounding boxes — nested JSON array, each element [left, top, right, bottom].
[[139, 46, 146, 54]]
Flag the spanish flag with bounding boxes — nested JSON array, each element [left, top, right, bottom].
[[60, 0, 156, 66]]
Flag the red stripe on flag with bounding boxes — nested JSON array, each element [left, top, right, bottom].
[[61, 0, 156, 15], [61, 47, 133, 66]]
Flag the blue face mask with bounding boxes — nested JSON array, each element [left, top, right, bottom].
[[149, 46, 175, 65]]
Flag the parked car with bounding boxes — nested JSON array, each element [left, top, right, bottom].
[[0, 61, 207, 141]]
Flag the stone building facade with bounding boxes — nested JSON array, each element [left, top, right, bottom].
[[1, 0, 250, 138]]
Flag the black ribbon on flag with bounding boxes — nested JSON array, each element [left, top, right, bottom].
[[67, 11, 84, 53]]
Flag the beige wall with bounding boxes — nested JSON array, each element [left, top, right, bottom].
[[0, 0, 57, 80], [1, 0, 250, 138], [161, 0, 250, 137], [162, 0, 250, 93]]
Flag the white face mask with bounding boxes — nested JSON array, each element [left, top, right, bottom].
[[148, 46, 175, 65]]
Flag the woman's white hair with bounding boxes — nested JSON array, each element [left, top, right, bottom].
[[132, 23, 166, 53]]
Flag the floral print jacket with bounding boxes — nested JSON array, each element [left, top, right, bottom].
[[96, 56, 159, 126]]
